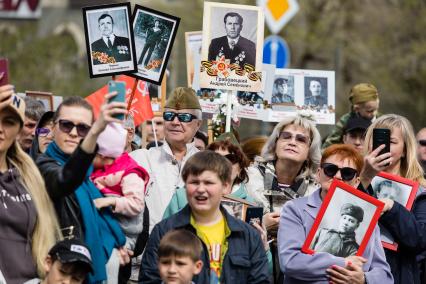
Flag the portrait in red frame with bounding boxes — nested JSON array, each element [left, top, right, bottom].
[[302, 179, 384, 257], [371, 171, 419, 251]]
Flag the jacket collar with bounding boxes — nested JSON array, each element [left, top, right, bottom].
[[173, 204, 245, 233], [305, 189, 322, 218], [161, 140, 198, 161]]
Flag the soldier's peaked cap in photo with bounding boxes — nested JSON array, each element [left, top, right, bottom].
[[340, 203, 364, 223], [165, 87, 201, 110]]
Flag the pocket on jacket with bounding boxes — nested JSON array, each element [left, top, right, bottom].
[[226, 254, 251, 282]]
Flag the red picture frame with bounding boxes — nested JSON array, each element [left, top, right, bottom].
[[302, 179, 384, 257], [371, 171, 419, 251]]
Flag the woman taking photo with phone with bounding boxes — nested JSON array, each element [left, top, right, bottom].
[[360, 114, 426, 284], [36, 94, 130, 283], [0, 85, 60, 283]]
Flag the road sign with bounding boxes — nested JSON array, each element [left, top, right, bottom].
[[257, 0, 299, 34], [263, 35, 290, 68]]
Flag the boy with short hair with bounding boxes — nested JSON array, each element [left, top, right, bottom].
[[158, 230, 203, 284], [140, 151, 270, 283]]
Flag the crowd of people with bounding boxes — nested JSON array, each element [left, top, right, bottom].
[[0, 81, 425, 284]]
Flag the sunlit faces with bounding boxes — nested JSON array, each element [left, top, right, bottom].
[[389, 127, 405, 169], [317, 155, 360, 198], [0, 108, 21, 154], [163, 109, 200, 146], [158, 255, 203, 284], [53, 106, 93, 155], [337, 214, 360, 234], [99, 15, 113, 37], [224, 16, 242, 39], [185, 170, 231, 217], [275, 124, 310, 164], [355, 100, 379, 120], [309, 80, 322, 97], [18, 117, 37, 151]]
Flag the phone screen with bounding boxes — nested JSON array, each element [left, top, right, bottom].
[[108, 80, 126, 120], [0, 59, 9, 87]]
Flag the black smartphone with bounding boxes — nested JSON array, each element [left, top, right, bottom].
[[373, 128, 390, 156], [0, 58, 9, 87], [245, 206, 263, 227], [108, 80, 126, 120]]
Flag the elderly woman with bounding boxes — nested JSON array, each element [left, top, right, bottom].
[[245, 114, 321, 281], [278, 144, 393, 283], [360, 114, 426, 284]]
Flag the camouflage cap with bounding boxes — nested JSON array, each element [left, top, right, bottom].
[[165, 87, 201, 110], [349, 83, 379, 105], [340, 203, 364, 223]]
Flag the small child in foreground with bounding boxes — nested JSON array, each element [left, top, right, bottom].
[[158, 230, 203, 284]]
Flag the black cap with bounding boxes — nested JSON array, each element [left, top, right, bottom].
[[275, 78, 288, 85], [344, 115, 371, 134], [49, 239, 93, 273]]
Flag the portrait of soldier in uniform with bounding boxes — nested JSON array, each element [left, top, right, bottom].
[[271, 77, 294, 104], [311, 203, 364, 257], [208, 12, 256, 68], [91, 14, 131, 65], [304, 78, 328, 108]]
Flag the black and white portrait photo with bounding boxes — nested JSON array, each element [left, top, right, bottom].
[[303, 182, 382, 257], [83, 3, 137, 78], [304, 77, 328, 108], [271, 75, 294, 104], [132, 5, 180, 84]]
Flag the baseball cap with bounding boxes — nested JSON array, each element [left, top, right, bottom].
[[48, 239, 93, 273], [5, 94, 25, 126], [344, 115, 371, 134]]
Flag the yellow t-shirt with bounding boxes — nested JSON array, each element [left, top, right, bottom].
[[192, 215, 226, 283]]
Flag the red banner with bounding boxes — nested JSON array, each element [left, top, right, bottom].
[[86, 75, 154, 126]]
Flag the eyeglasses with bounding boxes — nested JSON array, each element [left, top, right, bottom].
[[163, 111, 198, 123], [224, 153, 239, 164], [321, 163, 358, 181], [419, 140, 426, 147], [278, 131, 310, 145], [57, 119, 91, 138], [36, 127, 51, 137]]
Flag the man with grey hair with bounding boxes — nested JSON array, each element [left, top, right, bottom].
[[130, 87, 202, 231], [18, 97, 45, 152]]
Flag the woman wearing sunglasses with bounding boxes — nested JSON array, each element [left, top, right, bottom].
[[360, 114, 426, 284], [36, 95, 130, 283], [245, 114, 322, 282], [0, 85, 61, 283], [278, 144, 393, 284], [29, 110, 54, 161]]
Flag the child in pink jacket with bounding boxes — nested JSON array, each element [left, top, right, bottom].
[[91, 122, 149, 251]]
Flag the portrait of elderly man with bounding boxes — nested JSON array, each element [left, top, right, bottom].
[[208, 12, 256, 67], [305, 79, 328, 108], [271, 78, 293, 104], [311, 203, 364, 257], [91, 13, 131, 65], [130, 87, 202, 232]]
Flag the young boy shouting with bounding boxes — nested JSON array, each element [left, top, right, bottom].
[[140, 151, 270, 283], [158, 230, 203, 284]]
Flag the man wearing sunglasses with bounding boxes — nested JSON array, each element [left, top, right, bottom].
[[130, 87, 202, 232], [416, 127, 426, 175]]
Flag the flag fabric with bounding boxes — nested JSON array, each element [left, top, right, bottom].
[[86, 75, 154, 126]]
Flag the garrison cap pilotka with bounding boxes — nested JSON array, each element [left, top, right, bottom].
[[340, 203, 364, 223], [165, 87, 201, 110], [349, 83, 379, 105]]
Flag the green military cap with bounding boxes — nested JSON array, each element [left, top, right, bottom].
[[349, 83, 379, 105], [340, 203, 364, 223], [165, 87, 201, 110], [215, 132, 240, 147]]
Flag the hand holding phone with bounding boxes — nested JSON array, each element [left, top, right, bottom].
[[373, 128, 390, 156], [107, 80, 126, 120]]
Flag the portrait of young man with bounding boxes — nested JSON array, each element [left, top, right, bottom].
[[304, 78, 328, 108]]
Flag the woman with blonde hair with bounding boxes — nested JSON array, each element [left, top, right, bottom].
[[0, 85, 61, 283], [360, 114, 426, 284], [245, 113, 322, 282]]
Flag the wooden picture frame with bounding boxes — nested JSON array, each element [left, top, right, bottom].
[[26, 91, 54, 111], [302, 179, 384, 257], [371, 171, 419, 251]]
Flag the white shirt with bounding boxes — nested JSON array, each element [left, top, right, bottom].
[[103, 34, 115, 47], [130, 140, 199, 232], [227, 36, 240, 49]]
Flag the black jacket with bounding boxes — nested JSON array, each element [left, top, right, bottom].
[[36, 145, 97, 239], [139, 205, 270, 283], [379, 189, 426, 284], [208, 35, 256, 67], [91, 35, 131, 64]]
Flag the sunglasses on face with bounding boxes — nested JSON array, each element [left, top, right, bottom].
[[321, 163, 358, 182], [278, 131, 310, 145], [57, 119, 91, 138], [163, 111, 198, 123], [35, 127, 52, 137], [224, 153, 239, 164], [419, 140, 426, 147]]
